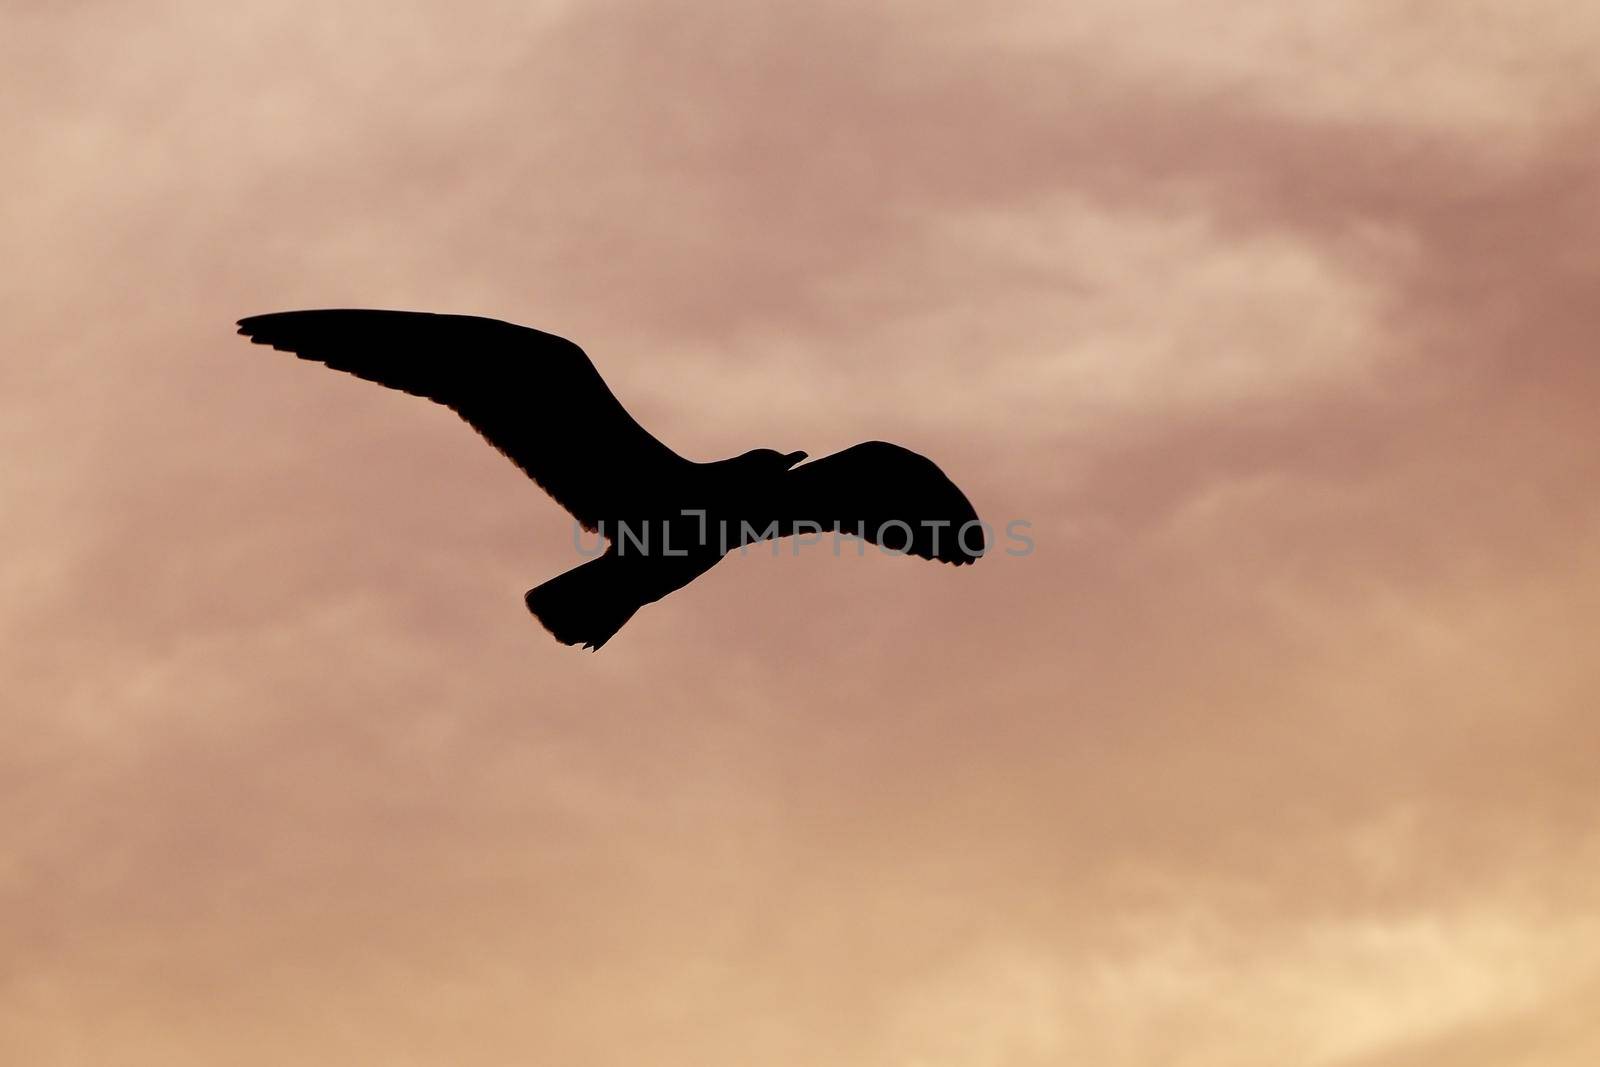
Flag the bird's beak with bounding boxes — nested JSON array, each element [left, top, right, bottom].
[[784, 450, 808, 468]]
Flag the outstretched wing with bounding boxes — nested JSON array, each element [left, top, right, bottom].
[[236, 309, 686, 529], [777, 441, 984, 564]]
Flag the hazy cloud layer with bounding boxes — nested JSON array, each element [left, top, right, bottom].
[[4, 2, 1599, 1065]]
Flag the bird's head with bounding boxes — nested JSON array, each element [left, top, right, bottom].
[[741, 448, 809, 471]]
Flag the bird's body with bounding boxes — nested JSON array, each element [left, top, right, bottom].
[[237, 309, 984, 649]]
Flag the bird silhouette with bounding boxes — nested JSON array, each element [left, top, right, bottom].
[[237, 310, 984, 649]]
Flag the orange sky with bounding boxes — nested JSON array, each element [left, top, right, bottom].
[[5, 2, 1600, 1064]]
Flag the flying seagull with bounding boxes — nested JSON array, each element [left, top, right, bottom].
[[236, 310, 984, 649]]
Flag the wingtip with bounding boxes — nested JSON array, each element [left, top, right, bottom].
[[236, 311, 292, 337]]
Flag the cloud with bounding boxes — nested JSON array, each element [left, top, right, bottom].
[[4, 1, 1599, 1064]]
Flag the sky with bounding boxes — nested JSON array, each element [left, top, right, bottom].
[[4, 2, 1600, 1064]]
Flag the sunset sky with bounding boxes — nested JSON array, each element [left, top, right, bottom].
[[5, 2, 1600, 1064]]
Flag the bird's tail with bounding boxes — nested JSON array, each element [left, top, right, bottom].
[[524, 553, 644, 650]]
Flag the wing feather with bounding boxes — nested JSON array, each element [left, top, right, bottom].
[[236, 309, 685, 529], [777, 441, 984, 565]]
